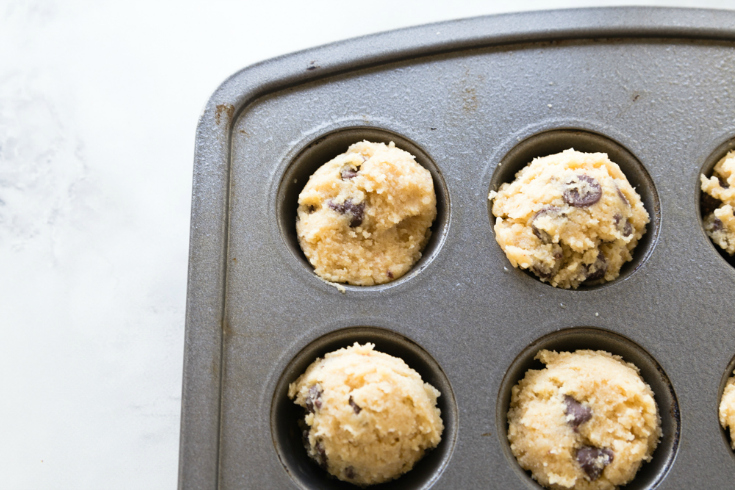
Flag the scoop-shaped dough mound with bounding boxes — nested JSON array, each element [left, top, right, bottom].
[[719, 372, 735, 449], [490, 149, 649, 289], [288, 342, 443, 486], [507, 350, 661, 490], [296, 141, 437, 285], [701, 150, 735, 254]]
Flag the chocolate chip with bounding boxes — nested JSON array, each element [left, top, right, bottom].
[[327, 199, 365, 227], [718, 176, 730, 188], [583, 252, 608, 283], [387, 271, 393, 279], [576, 446, 614, 481], [713, 218, 724, 232], [315, 441, 326, 456], [563, 396, 592, 430], [564, 175, 602, 207], [531, 206, 562, 243], [349, 396, 362, 414], [616, 185, 630, 207], [623, 220, 633, 237], [340, 166, 359, 180], [313, 441, 328, 470], [345, 466, 356, 479], [531, 244, 563, 281], [304, 385, 323, 414], [615, 214, 633, 237], [532, 265, 553, 279]]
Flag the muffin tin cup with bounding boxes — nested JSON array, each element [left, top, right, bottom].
[[271, 327, 458, 490], [697, 136, 735, 270], [718, 354, 735, 457], [496, 327, 680, 490], [181, 8, 735, 489], [276, 126, 451, 292], [487, 127, 661, 290]]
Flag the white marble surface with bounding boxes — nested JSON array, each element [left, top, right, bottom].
[[2, 1, 733, 488]]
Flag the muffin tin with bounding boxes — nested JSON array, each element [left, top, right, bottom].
[[179, 7, 735, 489]]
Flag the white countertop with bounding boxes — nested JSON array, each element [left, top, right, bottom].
[[2, 1, 733, 488]]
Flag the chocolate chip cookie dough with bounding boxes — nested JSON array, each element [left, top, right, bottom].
[[489, 149, 649, 289], [700, 150, 735, 254], [720, 371, 735, 449], [288, 343, 443, 486], [507, 350, 661, 490], [296, 141, 437, 285]]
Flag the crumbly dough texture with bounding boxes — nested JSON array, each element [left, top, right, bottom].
[[700, 150, 735, 254], [489, 149, 649, 289], [296, 141, 437, 285], [507, 350, 661, 490], [719, 372, 735, 449], [288, 343, 443, 486]]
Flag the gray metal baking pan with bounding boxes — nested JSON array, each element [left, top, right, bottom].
[[180, 7, 735, 489]]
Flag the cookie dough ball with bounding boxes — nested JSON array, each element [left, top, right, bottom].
[[720, 372, 735, 449], [700, 150, 735, 254], [489, 149, 649, 289], [288, 343, 443, 486], [296, 141, 437, 286], [507, 350, 661, 490]]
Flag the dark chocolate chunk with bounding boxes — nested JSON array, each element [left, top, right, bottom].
[[563, 395, 592, 430], [345, 466, 356, 479], [531, 206, 562, 244], [313, 440, 328, 470], [623, 220, 633, 237], [584, 253, 608, 282], [531, 245, 563, 281], [564, 175, 602, 207], [713, 217, 724, 232], [328, 199, 365, 227], [576, 446, 614, 481], [718, 176, 730, 188], [340, 166, 359, 180], [304, 385, 323, 414], [387, 271, 393, 279], [349, 396, 362, 414], [615, 214, 633, 237], [532, 265, 553, 279]]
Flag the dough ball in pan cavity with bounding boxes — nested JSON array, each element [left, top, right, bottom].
[[296, 141, 437, 286], [288, 343, 443, 486], [720, 370, 735, 449], [701, 150, 735, 255], [507, 349, 661, 490], [489, 149, 649, 289]]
